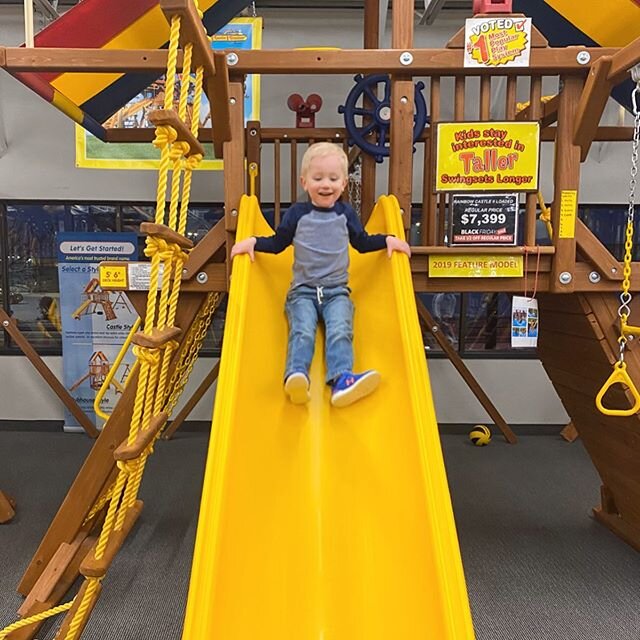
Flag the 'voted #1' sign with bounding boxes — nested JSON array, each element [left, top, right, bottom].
[[436, 121, 540, 192]]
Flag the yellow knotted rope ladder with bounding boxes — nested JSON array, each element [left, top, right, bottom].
[[0, 6, 215, 639]]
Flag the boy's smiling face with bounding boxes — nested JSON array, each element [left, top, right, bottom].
[[300, 154, 348, 209]]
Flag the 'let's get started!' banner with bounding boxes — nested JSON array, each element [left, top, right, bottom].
[[436, 121, 540, 192]]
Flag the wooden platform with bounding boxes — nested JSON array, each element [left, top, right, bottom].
[[537, 293, 640, 551]]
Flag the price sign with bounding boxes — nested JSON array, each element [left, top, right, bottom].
[[450, 193, 519, 246]]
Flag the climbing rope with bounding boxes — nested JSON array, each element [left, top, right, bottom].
[[596, 66, 640, 416], [0, 6, 215, 639]]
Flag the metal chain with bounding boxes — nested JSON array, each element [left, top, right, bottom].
[[617, 71, 640, 363], [163, 292, 222, 416]]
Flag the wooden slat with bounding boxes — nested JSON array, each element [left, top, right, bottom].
[[416, 298, 517, 443], [181, 217, 226, 280], [3, 46, 618, 75], [550, 76, 582, 292], [140, 222, 193, 249], [17, 533, 87, 615], [524, 76, 542, 247], [573, 56, 613, 161], [207, 51, 231, 155], [159, 0, 215, 77], [290, 139, 298, 204], [80, 501, 143, 578], [607, 33, 640, 84], [505, 75, 517, 121], [246, 120, 261, 199], [114, 413, 168, 461], [389, 79, 415, 229], [540, 308, 604, 340], [274, 139, 281, 225], [131, 326, 182, 349], [0, 308, 98, 438], [575, 218, 624, 281], [426, 76, 440, 245]]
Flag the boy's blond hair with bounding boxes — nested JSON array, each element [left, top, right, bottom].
[[300, 142, 348, 180]]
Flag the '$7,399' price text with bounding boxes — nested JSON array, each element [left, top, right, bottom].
[[460, 212, 506, 226]]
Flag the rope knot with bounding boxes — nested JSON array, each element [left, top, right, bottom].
[[152, 125, 178, 150], [170, 141, 190, 161], [184, 153, 203, 171], [132, 345, 161, 366]]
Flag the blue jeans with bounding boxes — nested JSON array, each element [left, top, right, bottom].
[[285, 285, 354, 384]]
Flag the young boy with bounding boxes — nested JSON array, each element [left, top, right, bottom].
[[230, 142, 411, 407]]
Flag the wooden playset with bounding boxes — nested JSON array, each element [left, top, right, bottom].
[[2, 0, 640, 637]]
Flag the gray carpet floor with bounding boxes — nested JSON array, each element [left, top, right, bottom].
[[1, 427, 639, 639]]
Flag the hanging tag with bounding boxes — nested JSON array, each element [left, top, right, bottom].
[[511, 295, 538, 348]]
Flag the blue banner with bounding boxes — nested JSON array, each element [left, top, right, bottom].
[[57, 233, 138, 432]]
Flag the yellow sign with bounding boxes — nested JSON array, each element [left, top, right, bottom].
[[464, 17, 532, 68], [99, 263, 127, 289], [436, 121, 540, 192], [558, 190, 577, 239], [429, 254, 523, 278]]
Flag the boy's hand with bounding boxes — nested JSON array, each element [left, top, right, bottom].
[[386, 235, 411, 258], [230, 237, 257, 262]]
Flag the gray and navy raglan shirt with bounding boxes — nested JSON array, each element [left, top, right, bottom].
[[254, 201, 388, 290]]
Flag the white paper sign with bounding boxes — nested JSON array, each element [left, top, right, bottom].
[[511, 295, 538, 348]]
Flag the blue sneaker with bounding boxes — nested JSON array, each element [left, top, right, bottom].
[[284, 372, 311, 405], [330, 370, 381, 408]]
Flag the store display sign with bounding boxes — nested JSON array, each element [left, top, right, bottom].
[[464, 17, 532, 68], [511, 295, 539, 348], [450, 193, 519, 246], [57, 233, 138, 432], [75, 17, 262, 170], [436, 121, 540, 192], [429, 254, 523, 278]]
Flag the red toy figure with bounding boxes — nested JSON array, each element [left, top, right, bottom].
[[287, 93, 323, 128]]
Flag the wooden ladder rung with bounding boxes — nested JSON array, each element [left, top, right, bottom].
[[131, 326, 183, 349], [53, 579, 103, 640], [79, 501, 143, 579], [159, 0, 216, 77], [148, 109, 205, 158], [114, 412, 169, 461], [140, 222, 194, 249]]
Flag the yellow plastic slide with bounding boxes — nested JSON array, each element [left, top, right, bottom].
[[182, 195, 475, 639]]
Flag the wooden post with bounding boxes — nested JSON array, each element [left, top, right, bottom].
[[550, 75, 582, 293], [0, 308, 98, 438], [425, 76, 440, 245], [224, 80, 246, 284], [361, 0, 380, 223], [524, 76, 542, 246], [246, 120, 261, 199], [389, 0, 414, 231], [416, 297, 517, 444]]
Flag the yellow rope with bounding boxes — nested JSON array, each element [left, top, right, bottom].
[[0, 600, 74, 638], [0, 12, 213, 640]]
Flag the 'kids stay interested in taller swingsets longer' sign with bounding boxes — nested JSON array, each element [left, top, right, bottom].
[[436, 121, 540, 192]]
